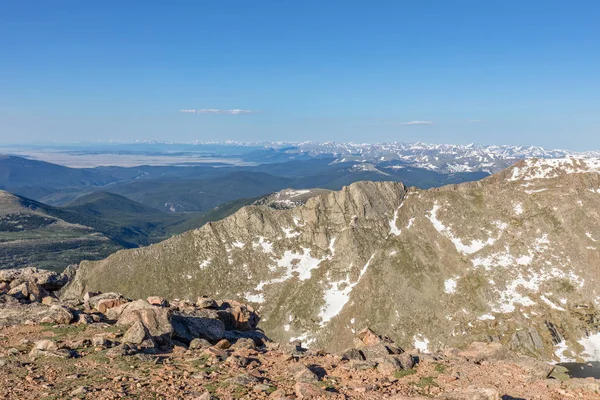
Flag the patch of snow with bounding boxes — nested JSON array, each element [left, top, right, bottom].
[[282, 227, 301, 238], [253, 237, 274, 254], [428, 201, 500, 255], [232, 241, 244, 248], [492, 268, 583, 313], [478, 314, 495, 321], [508, 157, 600, 181], [292, 215, 306, 227], [244, 292, 265, 303], [578, 332, 600, 361], [198, 258, 212, 269], [540, 295, 566, 311], [254, 247, 328, 294], [413, 335, 430, 353], [515, 255, 532, 265], [524, 188, 548, 194], [389, 206, 402, 236], [318, 255, 375, 325], [444, 277, 458, 294], [586, 232, 598, 242], [329, 237, 337, 256], [514, 203, 523, 215], [290, 333, 316, 348], [554, 340, 576, 362]]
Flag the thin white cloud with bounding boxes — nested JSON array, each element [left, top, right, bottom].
[[180, 109, 256, 115], [400, 120, 434, 125], [467, 119, 483, 123]]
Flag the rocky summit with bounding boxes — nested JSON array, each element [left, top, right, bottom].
[[0, 269, 598, 399], [62, 158, 600, 363]]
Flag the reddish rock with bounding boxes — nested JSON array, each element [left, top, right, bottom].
[[294, 382, 335, 399], [146, 296, 168, 306]]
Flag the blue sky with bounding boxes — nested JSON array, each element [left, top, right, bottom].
[[0, 1, 598, 149]]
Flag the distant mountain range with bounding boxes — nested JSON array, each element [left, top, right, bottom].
[[4, 141, 599, 175], [0, 153, 488, 212]]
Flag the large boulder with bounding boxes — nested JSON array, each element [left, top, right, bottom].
[[171, 310, 225, 344], [116, 300, 173, 345]]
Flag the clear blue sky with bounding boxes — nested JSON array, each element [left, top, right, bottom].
[[1, 1, 598, 149]]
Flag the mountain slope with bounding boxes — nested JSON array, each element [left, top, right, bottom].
[[64, 158, 600, 360], [0, 191, 123, 271]]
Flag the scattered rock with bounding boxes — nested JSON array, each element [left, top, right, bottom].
[[189, 338, 212, 350], [107, 343, 138, 357], [214, 339, 230, 349], [360, 343, 393, 360], [147, 296, 169, 306], [341, 348, 365, 361], [294, 382, 335, 399], [348, 360, 377, 371], [288, 363, 319, 383], [196, 297, 217, 309], [69, 386, 88, 396], [230, 337, 257, 350], [376, 356, 403, 375], [457, 342, 506, 363], [439, 386, 500, 400], [226, 373, 259, 386], [226, 354, 250, 367]]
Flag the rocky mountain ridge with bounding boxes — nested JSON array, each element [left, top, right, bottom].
[[63, 157, 600, 362]]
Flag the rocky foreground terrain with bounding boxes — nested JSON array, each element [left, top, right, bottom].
[[0, 268, 599, 399]]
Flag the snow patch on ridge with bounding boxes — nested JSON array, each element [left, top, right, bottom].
[[319, 255, 375, 325], [508, 157, 600, 181], [444, 277, 458, 294], [413, 335, 430, 353], [389, 206, 402, 236], [253, 237, 274, 254], [246, 247, 330, 303], [579, 332, 600, 361], [282, 227, 301, 238], [491, 268, 583, 313], [428, 201, 503, 255]]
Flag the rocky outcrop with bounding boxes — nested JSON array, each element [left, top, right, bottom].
[[61, 159, 600, 360]]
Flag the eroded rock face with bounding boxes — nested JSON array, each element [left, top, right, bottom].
[[61, 160, 600, 359]]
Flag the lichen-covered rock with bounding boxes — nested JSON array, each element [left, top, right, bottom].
[[122, 321, 148, 344]]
